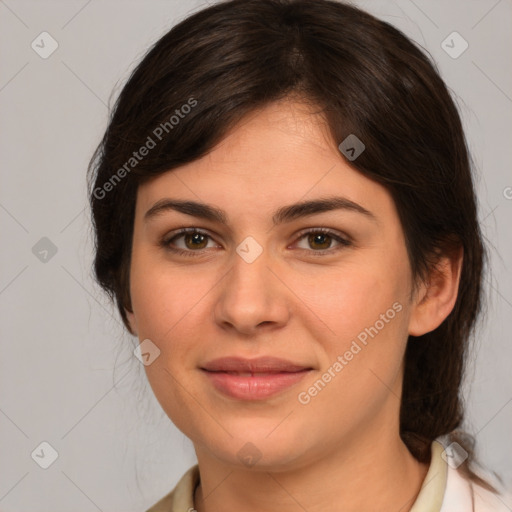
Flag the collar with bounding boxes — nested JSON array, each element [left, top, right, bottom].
[[146, 439, 449, 512], [410, 439, 448, 512]]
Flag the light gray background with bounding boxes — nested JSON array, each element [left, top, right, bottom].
[[0, 0, 511, 511]]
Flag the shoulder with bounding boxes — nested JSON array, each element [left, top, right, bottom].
[[145, 465, 200, 512], [441, 462, 512, 512], [145, 490, 174, 512], [472, 479, 512, 512]]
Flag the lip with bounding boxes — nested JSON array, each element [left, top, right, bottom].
[[201, 356, 313, 400], [201, 356, 311, 373]]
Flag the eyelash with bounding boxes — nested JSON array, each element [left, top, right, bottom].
[[160, 227, 352, 258]]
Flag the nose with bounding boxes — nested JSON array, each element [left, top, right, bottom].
[[213, 246, 291, 336]]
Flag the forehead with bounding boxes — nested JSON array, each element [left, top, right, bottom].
[[135, 99, 396, 224]]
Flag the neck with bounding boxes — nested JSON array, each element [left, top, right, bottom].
[[193, 430, 429, 512]]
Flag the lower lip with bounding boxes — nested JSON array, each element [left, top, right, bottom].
[[202, 370, 311, 400]]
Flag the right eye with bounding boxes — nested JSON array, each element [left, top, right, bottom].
[[160, 228, 221, 256]]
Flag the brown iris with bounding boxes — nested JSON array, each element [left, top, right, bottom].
[[308, 232, 332, 250], [184, 232, 208, 250]]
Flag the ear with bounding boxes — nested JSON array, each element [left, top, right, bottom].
[[126, 309, 138, 337], [408, 247, 463, 336]]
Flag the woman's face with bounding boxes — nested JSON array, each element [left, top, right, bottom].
[[127, 99, 420, 469]]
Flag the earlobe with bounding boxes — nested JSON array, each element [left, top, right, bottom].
[[126, 309, 138, 337], [408, 247, 463, 337]]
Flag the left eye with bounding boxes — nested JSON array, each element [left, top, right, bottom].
[[293, 229, 351, 253], [161, 228, 351, 255]]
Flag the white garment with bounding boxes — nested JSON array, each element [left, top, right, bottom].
[[145, 438, 512, 512], [441, 461, 512, 511]]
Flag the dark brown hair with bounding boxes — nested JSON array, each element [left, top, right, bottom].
[[88, 0, 494, 490]]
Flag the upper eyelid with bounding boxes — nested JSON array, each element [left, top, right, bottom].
[[294, 226, 350, 239], [165, 227, 218, 242]]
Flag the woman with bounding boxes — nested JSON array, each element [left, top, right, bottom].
[[88, 0, 511, 510]]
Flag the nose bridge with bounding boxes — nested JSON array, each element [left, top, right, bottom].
[[214, 238, 289, 332], [232, 239, 271, 289]]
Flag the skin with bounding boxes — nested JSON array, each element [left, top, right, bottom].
[[127, 98, 463, 512]]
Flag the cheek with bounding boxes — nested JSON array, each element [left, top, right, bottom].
[[129, 257, 222, 410], [291, 255, 412, 405], [295, 277, 410, 437], [291, 257, 410, 350], [129, 250, 211, 339], [129, 259, 215, 434]]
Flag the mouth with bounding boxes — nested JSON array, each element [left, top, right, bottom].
[[201, 356, 312, 374], [207, 370, 307, 376], [200, 357, 313, 400]]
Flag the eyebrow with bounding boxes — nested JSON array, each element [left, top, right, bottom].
[[144, 196, 377, 226]]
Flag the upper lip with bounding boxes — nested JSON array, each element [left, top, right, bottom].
[[201, 356, 312, 373]]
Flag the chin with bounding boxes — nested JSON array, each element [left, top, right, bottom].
[[195, 425, 315, 473]]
